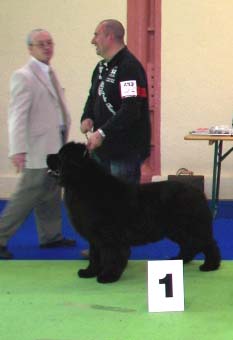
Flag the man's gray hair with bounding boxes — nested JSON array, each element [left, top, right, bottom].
[[26, 29, 49, 46]]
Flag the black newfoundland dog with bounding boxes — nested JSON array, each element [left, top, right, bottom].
[[47, 142, 221, 284]]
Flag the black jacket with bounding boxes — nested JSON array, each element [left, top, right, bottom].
[[81, 47, 151, 161]]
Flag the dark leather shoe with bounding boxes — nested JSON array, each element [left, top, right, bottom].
[[40, 238, 76, 248], [0, 246, 13, 259]]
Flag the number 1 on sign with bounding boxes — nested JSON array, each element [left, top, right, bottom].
[[159, 273, 173, 298]]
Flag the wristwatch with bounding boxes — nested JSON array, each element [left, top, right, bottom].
[[98, 128, 106, 138]]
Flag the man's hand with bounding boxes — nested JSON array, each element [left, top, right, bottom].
[[11, 153, 26, 173], [87, 131, 104, 151], [80, 119, 94, 133]]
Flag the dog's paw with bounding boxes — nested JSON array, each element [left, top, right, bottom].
[[199, 262, 220, 271], [78, 268, 97, 278], [97, 272, 121, 284]]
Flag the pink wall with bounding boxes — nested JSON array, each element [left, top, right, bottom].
[[127, 0, 161, 181]]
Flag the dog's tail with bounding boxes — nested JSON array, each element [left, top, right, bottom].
[[199, 240, 221, 271]]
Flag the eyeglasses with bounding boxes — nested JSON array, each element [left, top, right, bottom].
[[30, 41, 54, 48]]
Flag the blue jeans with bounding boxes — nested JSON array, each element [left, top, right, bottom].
[[92, 153, 142, 184]]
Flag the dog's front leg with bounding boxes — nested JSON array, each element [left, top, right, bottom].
[[97, 245, 130, 284], [78, 243, 101, 278]]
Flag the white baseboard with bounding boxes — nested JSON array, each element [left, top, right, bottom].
[[0, 174, 232, 200]]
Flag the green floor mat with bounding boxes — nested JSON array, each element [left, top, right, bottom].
[[0, 260, 232, 340]]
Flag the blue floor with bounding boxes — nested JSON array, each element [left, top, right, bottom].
[[0, 200, 232, 260]]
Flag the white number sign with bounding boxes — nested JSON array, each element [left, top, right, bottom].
[[148, 260, 184, 313]]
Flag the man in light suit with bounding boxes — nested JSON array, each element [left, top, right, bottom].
[[0, 29, 76, 259]]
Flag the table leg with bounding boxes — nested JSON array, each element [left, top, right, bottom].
[[211, 141, 219, 216], [215, 141, 223, 207], [210, 141, 233, 216]]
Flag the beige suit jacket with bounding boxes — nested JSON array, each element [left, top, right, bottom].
[[8, 59, 71, 168]]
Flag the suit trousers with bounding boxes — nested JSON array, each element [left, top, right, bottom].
[[0, 168, 63, 246]]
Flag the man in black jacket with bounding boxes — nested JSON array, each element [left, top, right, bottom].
[[80, 20, 151, 257], [81, 19, 151, 184]]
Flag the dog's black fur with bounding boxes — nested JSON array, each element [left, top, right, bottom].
[[47, 142, 221, 283]]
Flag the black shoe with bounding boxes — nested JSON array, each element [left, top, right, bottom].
[[40, 238, 76, 248], [0, 246, 13, 259]]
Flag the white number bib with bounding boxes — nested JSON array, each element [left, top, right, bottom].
[[120, 80, 137, 98]]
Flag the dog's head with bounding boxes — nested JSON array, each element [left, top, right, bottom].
[[47, 142, 89, 185]]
